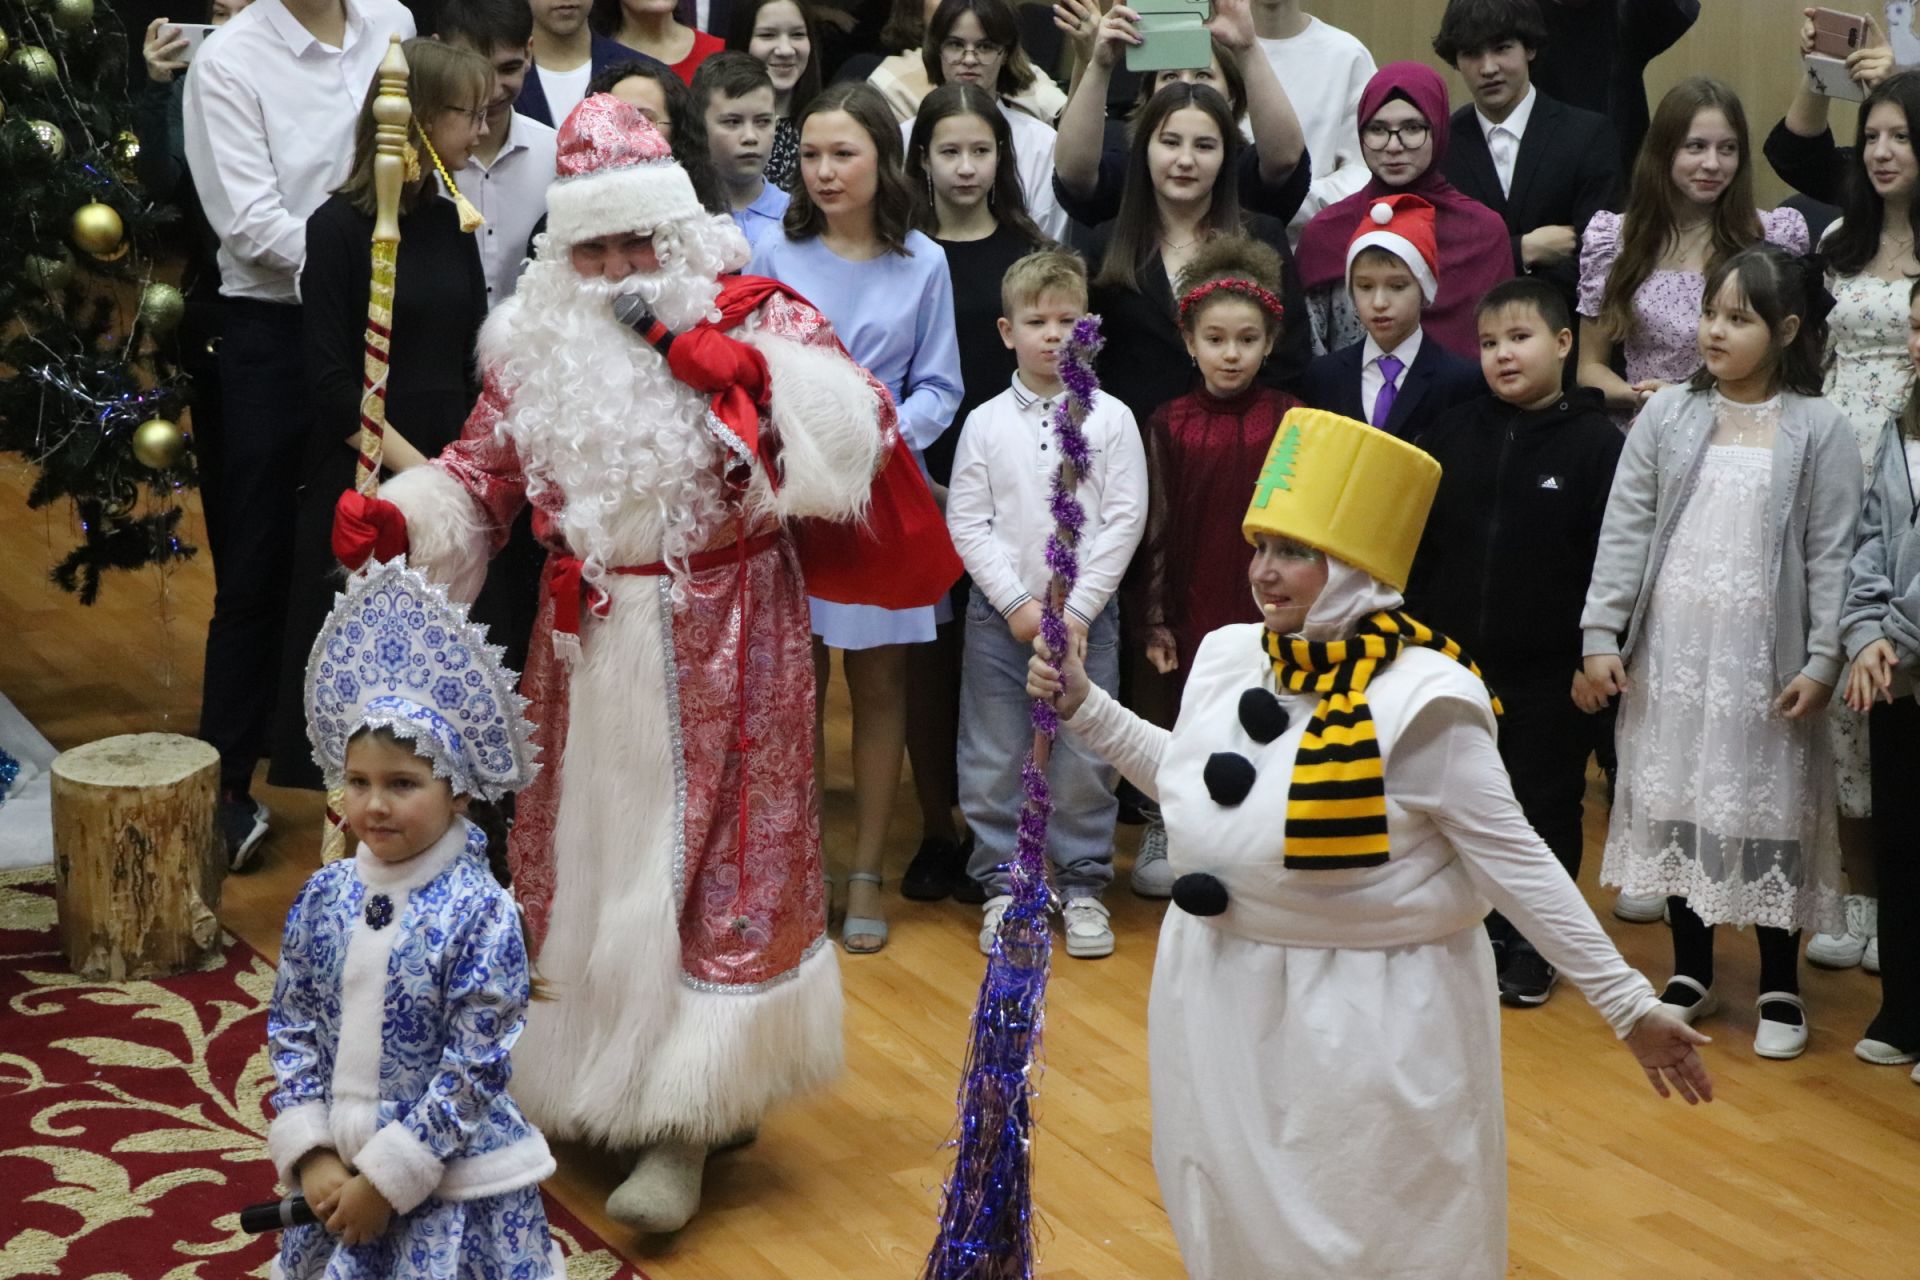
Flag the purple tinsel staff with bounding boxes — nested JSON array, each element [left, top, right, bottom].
[[924, 315, 1104, 1280]]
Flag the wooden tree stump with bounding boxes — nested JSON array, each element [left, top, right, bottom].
[[51, 733, 224, 979]]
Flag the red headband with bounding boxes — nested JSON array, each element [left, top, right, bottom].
[[1178, 277, 1285, 324]]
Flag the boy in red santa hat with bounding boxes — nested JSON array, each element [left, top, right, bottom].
[[1299, 193, 1485, 441], [335, 93, 957, 1233]]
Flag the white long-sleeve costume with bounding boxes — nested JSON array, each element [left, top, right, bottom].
[[1064, 568, 1661, 1278]]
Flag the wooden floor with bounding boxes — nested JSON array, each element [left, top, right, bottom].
[[5, 461, 1919, 1278]]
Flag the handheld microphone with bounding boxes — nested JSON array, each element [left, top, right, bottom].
[[239, 1194, 320, 1234], [613, 295, 676, 357]]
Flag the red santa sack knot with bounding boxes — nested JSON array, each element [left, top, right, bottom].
[[702, 274, 964, 611]]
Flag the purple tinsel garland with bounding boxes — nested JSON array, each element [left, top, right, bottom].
[[924, 316, 1105, 1280]]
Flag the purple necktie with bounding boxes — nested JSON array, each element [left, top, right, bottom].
[[1372, 354, 1405, 429]]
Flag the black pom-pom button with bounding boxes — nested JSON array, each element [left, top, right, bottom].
[[1172, 872, 1229, 916], [1204, 751, 1257, 806], [1237, 688, 1290, 744]]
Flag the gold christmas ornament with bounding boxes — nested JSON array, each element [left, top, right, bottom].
[[25, 249, 74, 292], [0, 30, 11, 61], [50, 0, 94, 31], [139, 282, 186, 334], [112, 128, 140, 167], [27, 117, 65, 159], [131, 418, 187, 470], [12, 45, 58, 87], [71, 201, 124, 257]]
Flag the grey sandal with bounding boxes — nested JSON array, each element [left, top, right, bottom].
[[840, 871, 889, 954]]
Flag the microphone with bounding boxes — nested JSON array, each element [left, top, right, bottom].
[[239, 1194, 320, 1234], [612, 294, 675, 358]]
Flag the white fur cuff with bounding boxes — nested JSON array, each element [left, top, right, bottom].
[[748, 332, 885, 523], [354, 1121, 445, 1216], [380, 464, 491, 604], [267, 1102, 333, 1187]]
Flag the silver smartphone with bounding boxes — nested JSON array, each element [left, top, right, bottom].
[[166, 22, 218, 64]]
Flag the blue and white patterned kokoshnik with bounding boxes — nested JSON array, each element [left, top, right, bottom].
[[304, 558, 539, 802]]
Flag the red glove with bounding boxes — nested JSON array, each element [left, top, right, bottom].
[[332, 491, 409, 571], [665, 325, 771, 404]]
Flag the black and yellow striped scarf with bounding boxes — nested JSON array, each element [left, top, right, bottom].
[[1262, 610, 1501, 870]]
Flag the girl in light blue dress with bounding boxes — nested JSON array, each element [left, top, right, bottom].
[[267, 559, 558, 1277], [748, 80, 963, 952]]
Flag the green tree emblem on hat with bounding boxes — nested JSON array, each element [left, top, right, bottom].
[[1252, 422, 1304, 509]]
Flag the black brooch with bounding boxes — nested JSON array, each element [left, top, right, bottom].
[[363, 893, 395, 930]]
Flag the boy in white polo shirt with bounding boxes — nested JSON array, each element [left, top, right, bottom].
[[945, 249, 1147, 959]]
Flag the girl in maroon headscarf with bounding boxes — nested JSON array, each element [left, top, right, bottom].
[[1295, 61, 1513, 358]]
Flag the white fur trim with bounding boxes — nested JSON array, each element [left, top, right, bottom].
[[438, 1132, 557, 1200], [507, 584, 844, 1146], [745, 331, 885, 523], [546, 163, 703, 250], [354, 1120, 445, 1216], [1347, 229, 1439, 303], [266, 1102, 332, 1186], [380, 464, 492, 605], [327, 823, 465, 1164]]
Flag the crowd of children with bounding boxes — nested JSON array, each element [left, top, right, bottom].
[[176, 0, 1920, 1265]]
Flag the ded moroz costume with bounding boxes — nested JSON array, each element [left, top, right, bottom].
[[335, 95, 958, 1229]]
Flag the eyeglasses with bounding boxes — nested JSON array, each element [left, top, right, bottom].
[[447, 106, 489, 127], [1360, 120, 1430, 152], [940, 37, 1004, 61]]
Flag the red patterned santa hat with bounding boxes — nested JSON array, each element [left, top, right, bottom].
[[546, 93, 704, 250], [1345, 193, 1440, 303]]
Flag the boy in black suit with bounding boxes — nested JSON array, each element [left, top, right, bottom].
[[1297, 193, 1484, 441], [1434, 0, 1621, 326], [1406, 277, 1625, 1007]]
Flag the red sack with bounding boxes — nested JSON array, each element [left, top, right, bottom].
[[791, 432, 963, 610], [332, 491, 410, 571]]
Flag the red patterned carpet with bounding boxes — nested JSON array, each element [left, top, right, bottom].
[[0, 866, 645, 1278]]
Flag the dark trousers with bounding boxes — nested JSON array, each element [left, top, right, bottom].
[[1868, 696, 1920, 1051], [197, 299, 312, 795], [1487, 663, 1608, 953]]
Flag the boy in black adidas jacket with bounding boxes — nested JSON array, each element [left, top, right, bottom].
[[1406, 276, 1624, 1008]]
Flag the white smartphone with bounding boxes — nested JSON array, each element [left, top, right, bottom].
[[165, 22, 217, 64], [1804, 51, 1869, 100]]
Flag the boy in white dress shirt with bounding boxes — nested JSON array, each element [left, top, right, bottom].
[[945, 249, 1147, 959]]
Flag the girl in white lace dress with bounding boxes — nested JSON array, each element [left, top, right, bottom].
[[1582, 245, 1860, 1061]]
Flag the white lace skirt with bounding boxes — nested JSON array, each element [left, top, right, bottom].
[[1601, 446, 1843, 933]]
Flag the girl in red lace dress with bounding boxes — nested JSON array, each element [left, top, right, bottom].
[[1130, 236, 1302, 893]]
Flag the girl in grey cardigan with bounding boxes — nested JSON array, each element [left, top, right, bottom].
[[1838, 280, 1920, 1079], [1579, 245, 1860, 1063]]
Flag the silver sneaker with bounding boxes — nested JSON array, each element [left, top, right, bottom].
[[978, 895, 1012, 956], [1612, 891, 1666, 924], [1808, 894, 1874, 969], [1130, 820, 1174, 898]]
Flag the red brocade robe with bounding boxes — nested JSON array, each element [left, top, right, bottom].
[[380, 276, 955, 1145]]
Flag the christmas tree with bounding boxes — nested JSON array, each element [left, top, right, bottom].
[[0, 0, 196, 603]]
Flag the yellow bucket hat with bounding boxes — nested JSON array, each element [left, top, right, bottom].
[[1242, 407, 1440, 591]]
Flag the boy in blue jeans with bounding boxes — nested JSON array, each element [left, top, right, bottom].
[[945, 250, 1147, 958]]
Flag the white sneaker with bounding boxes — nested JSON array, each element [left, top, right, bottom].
[[1807, 894, 1874, 969], [1130, 821, 1174, 898], [1613, 891, 1666, 923], [1754, 992, 1809, 1060], [1854, 1037, 1916, 1065], [1863, 935, 1881, 975], [978, 895, 1012, 956], [1062, 897, 1115, 959]]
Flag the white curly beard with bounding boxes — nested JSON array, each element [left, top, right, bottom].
[[477, 242, 741, 588]]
